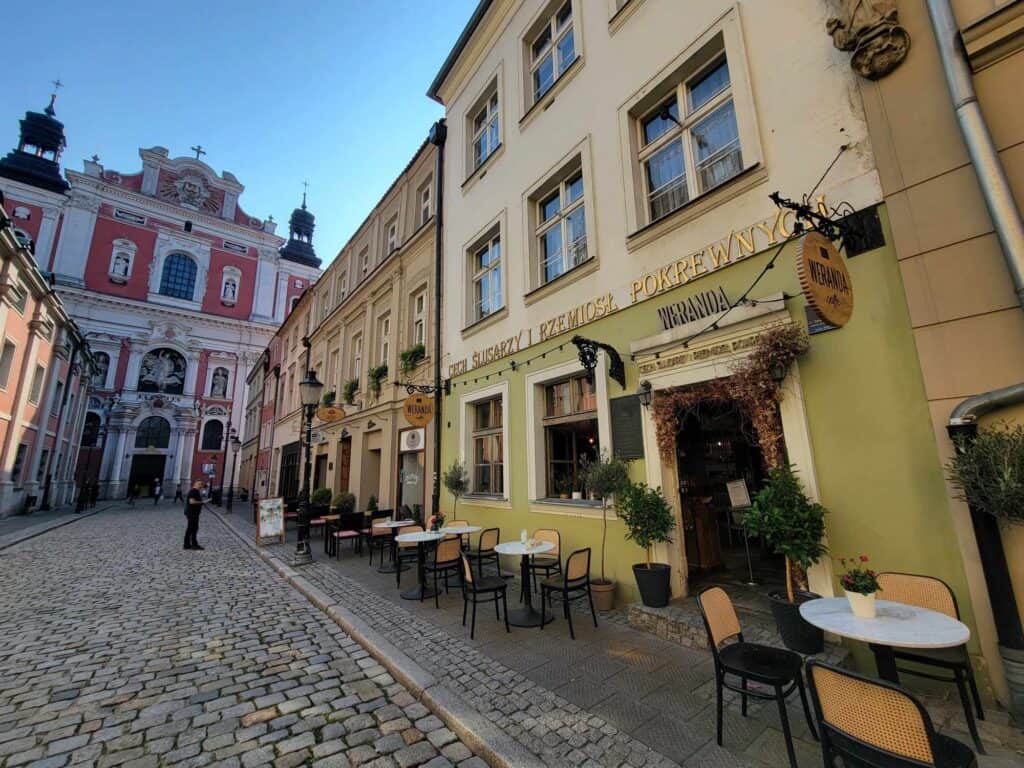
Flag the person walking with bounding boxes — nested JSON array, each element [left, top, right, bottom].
[[173, 483, 184, 503], [153, 478, 163, 506], [184, 479, 205, 550]]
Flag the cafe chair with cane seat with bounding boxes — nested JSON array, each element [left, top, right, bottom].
[[697, 587, 817, 768], [877, 572, 984, 753], [465, 527, 500, 579], [540, 547, 596, 640], [424, 536, 463, 607], [806, 660, 977, 768], [395, 524, 424, 588], [459, 552, 510, 639], [364, 509, 393, 566], [528, 529, 562, 594]]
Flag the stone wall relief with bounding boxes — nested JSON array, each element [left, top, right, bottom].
[[827, 0, 910, 80]]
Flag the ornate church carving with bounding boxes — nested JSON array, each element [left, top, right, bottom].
[[827, 0, 910, 80]]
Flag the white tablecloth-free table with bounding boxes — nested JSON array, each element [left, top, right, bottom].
[[374, 520, 415, 574], [394, 531, 444, 600], [494, 540, 556, 627], [799, 597, 970, 681]]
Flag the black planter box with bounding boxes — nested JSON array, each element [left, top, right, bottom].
[[633, 563, 672, 608]]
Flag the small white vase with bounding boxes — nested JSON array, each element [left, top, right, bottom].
[[846, 590, 877, 618]]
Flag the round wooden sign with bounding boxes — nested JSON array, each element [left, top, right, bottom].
[[403, 394, 435, 427], [316, 405, 346, 422], [797, 231, 854, 327]]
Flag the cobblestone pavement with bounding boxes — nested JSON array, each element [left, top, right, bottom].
[[0, 505, 484, 768], [221, 512, 1024, 768]]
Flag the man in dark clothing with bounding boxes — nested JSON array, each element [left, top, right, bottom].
[[184, 480, 205, 550], [173, 483, 184, 503]]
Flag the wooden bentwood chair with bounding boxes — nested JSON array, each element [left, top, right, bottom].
[[528, 529, 562, 594], [465, 527, 500, 579], [540, 547, 596, 640], [459, 553, 510, 640], [424, 536, 463, 608], [807, 660, 977, 768], [697, 587, 817, 768], [877, 572, 985, 753]]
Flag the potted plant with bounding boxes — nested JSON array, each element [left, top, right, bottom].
[[442, 460, 469, 518], [617, 481, 676, 607], [310, 487, 332, 515], [554, 476, 572, 500], [399, 343, 426, 376], [342, 379, 359, 405], [332, 491, 355, 515], [579, 452, 632, 611], [742, 463, 828, 653], [322, 391, 336, 406], [368, 364, 388, 397], [367, 494, 378, 515], [838, 555, 881, 618]]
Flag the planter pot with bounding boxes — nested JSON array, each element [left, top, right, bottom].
[[591, 578, 616, 611], [558, 493, 570, 500], [633, 563, 671, 608], [572, 491, 583, 500], [768, 590, 825, 654], [846, 590, 877, 618]]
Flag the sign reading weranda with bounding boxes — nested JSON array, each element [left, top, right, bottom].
[[448, 197, 830, 378]]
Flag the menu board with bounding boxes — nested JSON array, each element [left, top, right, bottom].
[[726, 479, 751, 509], [256, 497, 285, 545]]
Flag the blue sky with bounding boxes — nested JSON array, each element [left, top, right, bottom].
[[2, 0, 477, 266]]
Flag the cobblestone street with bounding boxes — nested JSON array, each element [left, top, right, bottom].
[[0, 505, 483, 768]]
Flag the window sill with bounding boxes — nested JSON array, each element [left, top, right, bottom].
[[462, 144, 505, 195], [461, 306, 509, 340], [523, 256, 599, 307], [461, 494, 512, 510], [529, 498, 614, 519], [626, 163, 767, 253], [147, 292, 202, 312], [608, 0, 645, 34], [108, 274, 129, 284], [519, 56, 584, 133], [221, 299, 237, 307]]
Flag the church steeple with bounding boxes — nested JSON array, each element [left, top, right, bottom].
[[0, 87, 70, 194], [278, 183, 320, 268]]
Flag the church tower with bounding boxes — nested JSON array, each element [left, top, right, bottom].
[[0, 92, 69, 194], [277, 191, 321, 269]]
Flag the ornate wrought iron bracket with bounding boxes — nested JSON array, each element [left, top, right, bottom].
[[571, 336, 626, 389], [396, 381, 450, 396], [770, 192, 866, 253]]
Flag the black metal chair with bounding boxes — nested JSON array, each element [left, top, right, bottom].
[[364, 509, 394, 566], [464, 527, 499, 579], [328, 511, 363, 558], [878, 572, 985, 753], [528, 529, 562, 594], [395, 525, 424, 589], [806, 660, 977, 768], [697, 587, 817, 768], [540, 547, 596, 640], [424, 536, 462, 607], [459, 553, 509, 640]]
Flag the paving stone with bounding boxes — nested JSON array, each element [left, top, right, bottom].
[[394, 741, 437, 768]]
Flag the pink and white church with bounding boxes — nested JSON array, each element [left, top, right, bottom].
[[0, 93, 322, 499]]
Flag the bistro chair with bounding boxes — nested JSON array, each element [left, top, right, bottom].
[[459, 553, 509, 640], [465, 527, 500, 579], [807, 660, 977, 768], [877, 572, 985, 753], [528, 529, 562, 594], [395, 525, 424, 588], [365, 512, 394, 567], [320, 514, 341, 554], [540, 547, 596, 640], [329, 511, 362, 558], [424, 536, 462, 607], [697, 587, 817, 768], [449, 519, 470, 551]]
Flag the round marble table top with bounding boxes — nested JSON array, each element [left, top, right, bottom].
[[377, 520, 415, 529], [395, 532, 444, 544], [494, 540, 555, 557], [800, 598, 970, 649], [438, 525, 482, 535]]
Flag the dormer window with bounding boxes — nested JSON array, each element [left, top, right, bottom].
[[108, 239, 137, 284], [220, 266, 241, 306]]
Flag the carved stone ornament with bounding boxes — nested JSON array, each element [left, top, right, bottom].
[[158, 170, 219, 214], [827, 0, 910, 80]]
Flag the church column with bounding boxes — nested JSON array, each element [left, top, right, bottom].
[[35, 206, 61, 270], [274, 272, 289, 322], [124, 342, 146, 393], [252, 252, 277, 322], [104, 419, 131, 499], [184, 352, 201, 398], [180, 428, 197, 486], [51, 190, 100, 287]]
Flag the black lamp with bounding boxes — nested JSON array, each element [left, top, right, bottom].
[[292, 369, 323, 565], [637, 380, 653, 408]]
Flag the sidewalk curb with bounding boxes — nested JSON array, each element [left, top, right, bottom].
[[210, 509, 546, 768], [0, 504, 115, 551]]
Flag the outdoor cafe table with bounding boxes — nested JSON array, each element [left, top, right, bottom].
[[800, 597, 970, 682], [494, 540, 555, 627], [395, 530, 443, 601], [438, 524, 482, 535], [375, 520, 415, 574]]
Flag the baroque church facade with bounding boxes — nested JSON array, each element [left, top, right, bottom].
[[0, 93, 322, 499]]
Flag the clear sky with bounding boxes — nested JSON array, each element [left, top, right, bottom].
[[1, 0, 477, 267]]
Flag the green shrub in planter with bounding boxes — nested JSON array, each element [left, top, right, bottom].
[[442, 460, 469, 518], [322, 391, 336, 406], [310, 487, 332, 507], [399, 343, 426, 375], [948, 421, 1024, 525], [342, 379, 359, 405], [616, 482, 675, 607], [332, 492, 355, 515]]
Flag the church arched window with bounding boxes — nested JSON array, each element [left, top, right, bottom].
[[135, 416, 171, 449], [201, 419, 224, 451], [159, 253, 197, 300], [137, 348, 186, 394]]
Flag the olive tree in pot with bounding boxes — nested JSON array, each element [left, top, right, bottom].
[[617, 481, 676, 607], [579, 452, 631, 611], [442, 460, 469, 519], [742, 464, 828, 654]]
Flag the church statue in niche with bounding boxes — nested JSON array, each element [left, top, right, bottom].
[[222, 278, 237, 302], [138, 348, 186, 394], [92, 353, 110, 390], [826, 0, 910, 80], [210, 367, 229, 398], [111, 252, 130, 281]]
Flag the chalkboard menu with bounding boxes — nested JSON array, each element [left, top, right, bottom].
[[611, 395, 644, 460], [256, 497, 285, 545]]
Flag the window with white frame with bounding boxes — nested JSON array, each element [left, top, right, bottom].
[[470, 86, 500, 169], [0, 339, 16, 390], [535, 167, 587, 286], [29, 363, 45, 404], [470, 233, 502, 323], [386, 219, 398, 254], [335, 271, 348, 305], [542, 374, 598, 498], [377, 314, 391, 366], [221, 266, 241, 305], [108, 239, 136, 283], [638, 54, 742, 222], [159, 252, 198, 300], [419, 181, 432, 226], [351, 334, 363, 381], [359, 247, 370, 278], [472, 397, 503, 495], [528, 2, 577, 105], [412, 289, 426, 346], [329, 349, 340, 390], [11, 443, 28, 486]]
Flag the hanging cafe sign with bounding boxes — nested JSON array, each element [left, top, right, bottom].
[[797, 230, 853, 326], [448, 197, 832, 378], [316, 405, 346, 422], [403, 393, 435, 427]]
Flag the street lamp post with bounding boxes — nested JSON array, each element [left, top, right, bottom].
[[291, 369, 323, 566], [75, 423, 106, 512], [226, 435, 240, 512]]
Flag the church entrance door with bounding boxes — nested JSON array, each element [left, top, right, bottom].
[[129, 455, 167, 499]]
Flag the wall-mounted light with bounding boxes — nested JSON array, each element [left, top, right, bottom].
[[636, 380, 653, 408], [769, 362, 787, 384]]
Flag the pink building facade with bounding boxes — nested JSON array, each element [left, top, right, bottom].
[[0, 94, 321, 502]]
